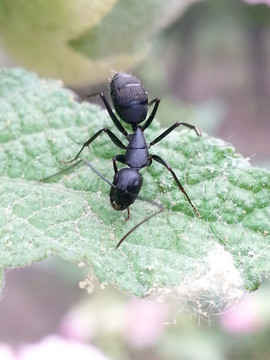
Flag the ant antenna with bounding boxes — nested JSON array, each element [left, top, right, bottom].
[[115, 206, 165, 249], [40, 160, 83, 182]]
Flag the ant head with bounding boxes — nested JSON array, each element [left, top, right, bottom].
[[110, 168, 143, 211], [110, 73, 148, 125]]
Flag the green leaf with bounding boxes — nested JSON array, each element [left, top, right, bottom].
[[1, 69, 270, 314]]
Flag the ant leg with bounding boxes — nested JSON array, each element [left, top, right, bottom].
[[148, 98, 159, 108], [141, 98, 161, 131], [61, 128, 126, 164], [125, 207, 130, 221], [82, 92, 128, 136], [113, 154, 126, 173], [149, 122, 201, 147], [150, 154, 200, 217]]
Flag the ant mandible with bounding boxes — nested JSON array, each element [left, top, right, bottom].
[[49, 72, 201, 248]]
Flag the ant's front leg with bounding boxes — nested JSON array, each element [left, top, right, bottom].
[[112, 154, 126, 173], [125, 207, 131, 222]]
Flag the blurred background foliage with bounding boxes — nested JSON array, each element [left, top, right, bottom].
[[0, 0, 270, 359]]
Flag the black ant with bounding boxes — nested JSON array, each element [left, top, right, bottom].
[[42, 72, 201, 248]]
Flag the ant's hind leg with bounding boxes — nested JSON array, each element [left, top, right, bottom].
[[150, 154, 200, 217], [82, 92, 128, 136], [141, 98, 160, 131]]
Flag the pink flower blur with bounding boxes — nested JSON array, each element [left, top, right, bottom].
[[0, 344, 15, 360], [17, 336, 111, 360], [123, 299, 169, 348], [243, 0, 270, 5], [59, 311, 94, 342], [220, 297, 261, 334]]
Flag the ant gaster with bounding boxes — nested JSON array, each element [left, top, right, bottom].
[[45, 73, 201, 248]]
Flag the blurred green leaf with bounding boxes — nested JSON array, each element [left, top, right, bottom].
[[0, 69, 270, 313], [0, 0, 200, 86]]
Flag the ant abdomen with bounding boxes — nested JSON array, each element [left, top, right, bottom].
[[110, 72, 148, 125]]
